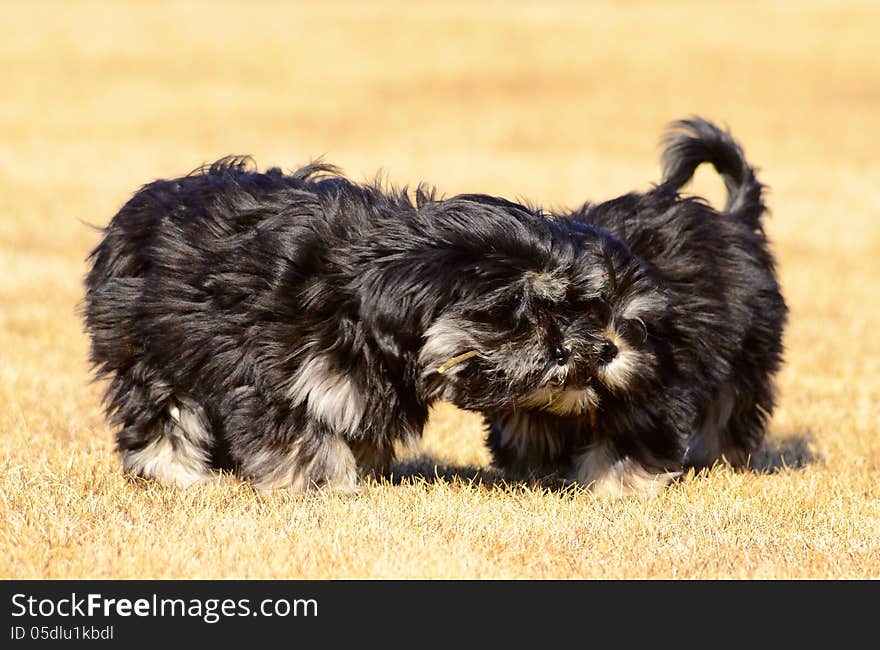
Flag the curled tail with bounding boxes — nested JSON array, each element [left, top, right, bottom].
[[661, 117, 766, 227]]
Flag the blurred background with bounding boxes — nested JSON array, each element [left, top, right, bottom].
[[4, 0, 877, 446], [4, 1, 877, 204], [1, 1, 878, 578]]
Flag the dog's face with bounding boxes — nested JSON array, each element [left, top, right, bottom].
[[420, 229, 668, 415]]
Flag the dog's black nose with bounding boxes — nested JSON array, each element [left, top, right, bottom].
[[598, 339, 618, 363], [552, 343, 572, 366]]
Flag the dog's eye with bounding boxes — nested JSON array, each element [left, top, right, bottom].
[[574, 297, 611, 321], [618, 318, 648, 343], [465, 303, 534, 340]]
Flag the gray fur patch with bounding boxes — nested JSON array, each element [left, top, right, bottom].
[[247, 436, 359, 493], [288, 355, 365, 434], [122, 398, 212, 488], [569, 441, 678, 497], [517, 386, 599, 416]]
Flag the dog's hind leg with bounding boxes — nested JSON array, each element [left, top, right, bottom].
[[86, 279, 213, 486], [716, 385, 775, 469], [685, 380, 773, 469], [568, 439, 680, 498], [684, 381, 738, 469], [349, 439, 395, 481], [120, 396, 214, 487]]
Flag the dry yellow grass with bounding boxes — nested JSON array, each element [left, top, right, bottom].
[[1, 0, 878, 579]]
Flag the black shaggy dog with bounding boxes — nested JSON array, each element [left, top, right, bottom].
[[84, 158, 645, 491], [83, 117, 785, 497], [485, 118, 787, 496]]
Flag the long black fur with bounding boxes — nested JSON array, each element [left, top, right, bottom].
[[485, 118, 787, 495], [83, 156, 643, 490], [83, 117, 786, 496]]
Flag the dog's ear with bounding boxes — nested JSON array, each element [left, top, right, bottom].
[[418, 316, 477, 376]]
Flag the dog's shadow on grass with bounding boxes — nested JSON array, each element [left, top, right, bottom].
[[748, 428, 819, 474], [389, 456, 565, 491], [388, 428, 819, 491], [389, 456, 504, 488]]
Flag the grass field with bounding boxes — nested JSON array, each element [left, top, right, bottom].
[[1, 0, 878, 579]]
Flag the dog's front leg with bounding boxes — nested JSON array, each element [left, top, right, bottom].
[[567, 436, 681, 498]]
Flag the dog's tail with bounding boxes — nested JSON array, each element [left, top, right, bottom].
[[661, 117, 765, 227]]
